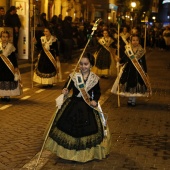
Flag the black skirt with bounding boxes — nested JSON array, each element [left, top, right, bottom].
[[49, 96, 104, 150]]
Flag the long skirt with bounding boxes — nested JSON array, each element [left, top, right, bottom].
[[45, 97, 111, 162]]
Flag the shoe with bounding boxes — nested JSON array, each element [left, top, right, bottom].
[[127, 100, 136, 107], [127, 101, 132, 106], [1, 97, 6, 102], [100, 75, 109, 79], [131, 102, 136, 107], [47, 84, 53, 88], [4, 97, 10, 102]]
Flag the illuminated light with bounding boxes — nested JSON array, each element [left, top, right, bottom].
[[108, 16, 111, 20], [131, 2, 136, 8], [162, 0, 170, 4]]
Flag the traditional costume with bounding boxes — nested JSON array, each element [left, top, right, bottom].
[[93, 36, 117, 77], [45, 72, 111, 162], [111, 43, 152, 98], [0, 42, 22, 97], [33, 35, 62, 85]]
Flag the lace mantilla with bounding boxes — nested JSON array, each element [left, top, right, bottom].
[[98, 37, 114, 47], [41, 36, 57, 50], [70, 72, 100, 97], [0, 42, 15, 57]]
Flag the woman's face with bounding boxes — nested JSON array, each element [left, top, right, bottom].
[[43, 28, 51, 37], [79, 57, 91, 74], [131, 36, 139, 47], [1, 33, 9, 43], [103, 30, 109, 37]]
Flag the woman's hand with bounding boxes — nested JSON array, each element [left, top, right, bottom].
[[62, 88, 69, 96], [56, 56, 60, 62], [90, 100, 98, 107], [32, 37, 37, 44], [115, 55, 120, 62]]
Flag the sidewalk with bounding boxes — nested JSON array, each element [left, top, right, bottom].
[[0, 48, 170, 170]]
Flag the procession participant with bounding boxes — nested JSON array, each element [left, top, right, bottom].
[[45, 52, 111, 162], [111, 34, 152, 106], [33, 26, 62, 87], [0, 31, 22, 102], [93, 29, 117, 78]]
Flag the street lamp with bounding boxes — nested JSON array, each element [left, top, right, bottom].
[[130, 2, 136, 27], [152, 16, 156, 22], [131, 2, 136, 12]]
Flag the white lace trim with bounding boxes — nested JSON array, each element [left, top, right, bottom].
[[69, 72, 100, 97], [0, 42, 16, 57], [41, 36, 57, 50], [98, 37, 114, 47]]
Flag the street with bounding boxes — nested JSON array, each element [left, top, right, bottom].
[[0, 48, 170, 170]]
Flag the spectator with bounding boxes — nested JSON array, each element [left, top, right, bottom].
[[0, 7, 5, 26], [62, 16, 73, 61], [5, 6, 21, 54], [163, 26, 170, 50], [39, 13, 49, 27]]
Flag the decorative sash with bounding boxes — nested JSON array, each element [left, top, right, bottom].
[[42, 46, 58, 72], [75, 73, 107, 131], [125, 45, 152, 96], [0, 54, 15, 75], [98, 37, 116, 58], [0, 51, 23, 94], [75, 73, 91, 106], [0, 42, 16, 75]]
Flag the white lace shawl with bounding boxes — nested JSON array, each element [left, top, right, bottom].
[[40, 35, 57, 50], [0, 42, 16, 57], [70, 72, 100, 97]]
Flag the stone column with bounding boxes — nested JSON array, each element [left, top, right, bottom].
[[11, 0, 30, 59], [54, 0, 61, 16], [74, 0, 81, 21], [41, 0, 48, 19]]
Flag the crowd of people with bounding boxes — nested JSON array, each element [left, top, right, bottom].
[[0, 5, 170, 164]]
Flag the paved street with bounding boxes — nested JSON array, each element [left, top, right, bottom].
[[0, 48, 170, 170]]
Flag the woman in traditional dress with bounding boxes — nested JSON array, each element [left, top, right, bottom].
[[45, 53, 111, 162], [93, 29, 117, 78], [0, 31, 22, 102], [33, 26, 62, 87], [111, 34, 152, 106], [163, 26, 170, 50]]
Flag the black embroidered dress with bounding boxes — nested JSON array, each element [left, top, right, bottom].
[[0, 43, 21, 96], [33, 35, 60, 85], [45, 72, 111, 162]]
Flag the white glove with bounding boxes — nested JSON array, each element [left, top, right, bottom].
[[55, 94, 64, 109], [14, 73, 19, 81]]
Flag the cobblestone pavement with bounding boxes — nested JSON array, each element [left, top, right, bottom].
[[0, 48, 170, 170]]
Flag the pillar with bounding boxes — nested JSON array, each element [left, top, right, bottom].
[[54, 0, 61, 16], [11, 0, 29, 59]]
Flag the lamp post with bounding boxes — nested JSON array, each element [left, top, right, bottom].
[[152, 16, 156, 23], [131, 2, 136, 12], [130, 2, 136, 28]]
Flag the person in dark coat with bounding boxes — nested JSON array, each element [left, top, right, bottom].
[[62, 16, 73, 61], [0, 7, 5, 27], [5, 6, 21, 53]]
